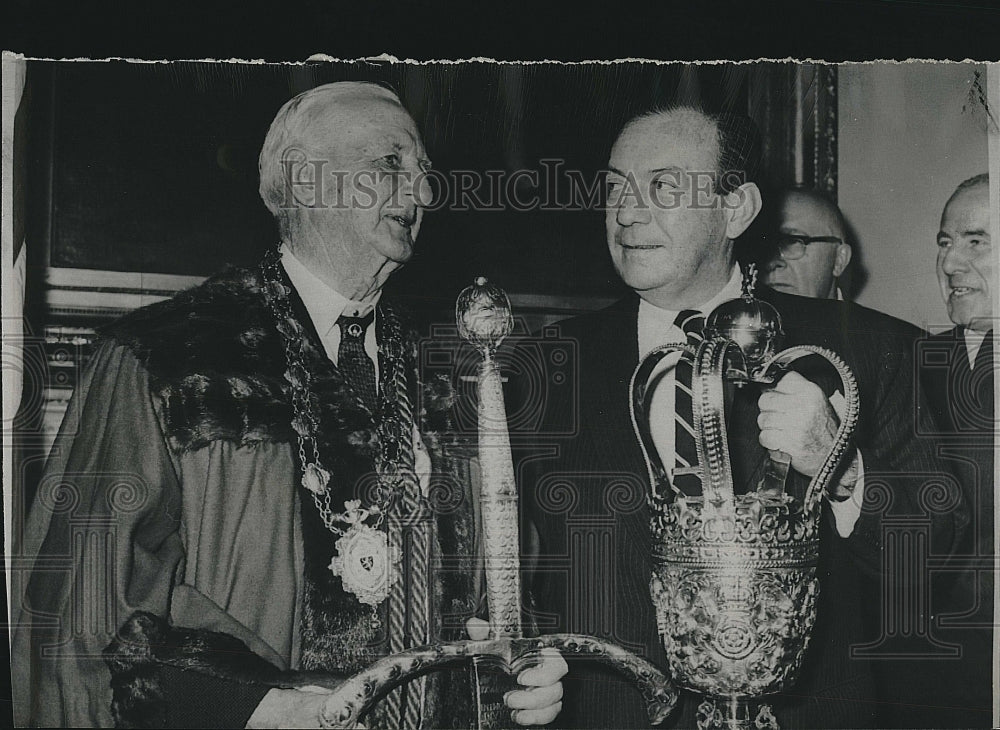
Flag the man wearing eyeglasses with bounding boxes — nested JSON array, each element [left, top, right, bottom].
[[761, 188, 853, 300]]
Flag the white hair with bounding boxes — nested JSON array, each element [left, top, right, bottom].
[[257, 81, 402, 222]]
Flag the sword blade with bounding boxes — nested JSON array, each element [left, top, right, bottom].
[[476, 356, 523, 640]]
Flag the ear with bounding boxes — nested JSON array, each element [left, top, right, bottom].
[[280, 146, 321, 208], [832, 242, 853, 277], [722, 182, 762, 240]]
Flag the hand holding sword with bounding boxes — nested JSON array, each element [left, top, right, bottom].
[[457, 277, 564, 726], [308, 278, 677, 729], [466, 617, 566, 726]]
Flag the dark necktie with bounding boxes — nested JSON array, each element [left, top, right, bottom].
[[337, 310, 377, 413], [673, 309, 705, 496]]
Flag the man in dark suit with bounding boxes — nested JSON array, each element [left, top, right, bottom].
[[517, 106, 965, 729], [883, 173, 995, 728]]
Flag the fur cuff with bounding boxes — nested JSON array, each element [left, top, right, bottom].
[[103, 612, 338, 728]]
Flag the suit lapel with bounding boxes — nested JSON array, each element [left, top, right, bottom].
[[591, 296, 641, 430], [971, 328, 994, 380], [972, 328, 993, 365], [587, 297, 651, 546], [283, 268, 321, 348], [964, 327, 994, 425]]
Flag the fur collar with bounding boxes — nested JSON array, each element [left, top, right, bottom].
[[101, 266, 453, 453], [100, 267, 477, 725]]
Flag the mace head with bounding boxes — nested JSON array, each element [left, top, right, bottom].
[[456, 276, 514, 355], [705, 264, 784, 370]]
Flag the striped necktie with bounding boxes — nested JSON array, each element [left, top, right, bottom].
[[673, 309, 705, 496]]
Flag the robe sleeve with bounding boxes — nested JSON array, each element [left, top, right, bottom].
[[11, 340, 187, 726], [12, 338, 291, 727], [11, 341, 350, 728]]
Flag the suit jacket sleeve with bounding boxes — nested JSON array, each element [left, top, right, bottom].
[[843, 323, 967, 576]]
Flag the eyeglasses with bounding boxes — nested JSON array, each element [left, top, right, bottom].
[[770, 234, 843, 261]]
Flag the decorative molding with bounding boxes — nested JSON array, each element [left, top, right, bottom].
[[43, 267, 206, 320], [815, 65, 838, 198]]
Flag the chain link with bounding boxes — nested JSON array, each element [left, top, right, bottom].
[[258, 246, 412, 539]]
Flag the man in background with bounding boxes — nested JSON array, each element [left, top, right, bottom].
[[761, 188, 854, 299], [886, 172, 995, 728]]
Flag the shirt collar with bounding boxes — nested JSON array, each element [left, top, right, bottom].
[[279, 243, 380, 338], [962, 326, 990, 369], [637, 265, 744, 357]]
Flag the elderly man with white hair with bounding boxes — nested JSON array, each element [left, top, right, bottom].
[[12, 82, 565, 729]]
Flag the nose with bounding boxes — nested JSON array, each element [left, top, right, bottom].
[[615, 189, 651, 226], [764, 255, 786, 273], [940, 242, 971, 275], [392, 165, 433, 211]]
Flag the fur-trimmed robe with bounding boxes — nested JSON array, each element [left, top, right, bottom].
[[11, 267, 478, 728]]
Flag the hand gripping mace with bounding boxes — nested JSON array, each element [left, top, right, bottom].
[[316, 278, 678, 728]]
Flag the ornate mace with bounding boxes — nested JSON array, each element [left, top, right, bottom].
[[316, 277, 678, 728], [629, 265, 860, 730]]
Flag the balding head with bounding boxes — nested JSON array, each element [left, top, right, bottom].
[[621, 108, 721, 170], [942, 173, 989, 218], [762, 188, 852, 299], [780, 189, 848, 242]]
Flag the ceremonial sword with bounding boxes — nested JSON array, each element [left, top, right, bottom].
[[314, 277, 678, 729]]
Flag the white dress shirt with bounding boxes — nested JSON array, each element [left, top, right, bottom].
[[963, 328, 989, 369], [638, 266, 864, 537], [280, 243, 432, 492], [280, 243, 381, 374]]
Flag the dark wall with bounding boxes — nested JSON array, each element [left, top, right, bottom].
[[28, 60, 768, 317]]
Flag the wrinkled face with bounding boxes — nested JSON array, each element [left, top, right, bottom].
[[937, 183, 993, 332], [295, 96, 432, 276], [605, 111, 733, 309], [763, 192, 846, 298]]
